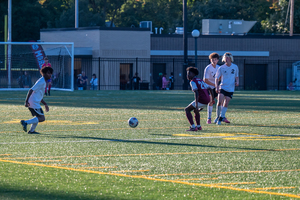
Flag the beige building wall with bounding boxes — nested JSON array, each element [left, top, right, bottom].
[[40, 27, 151, 90]]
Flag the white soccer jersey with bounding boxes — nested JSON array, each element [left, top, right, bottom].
[[203, 64, 220, 89], [28, 77, 46, 108], [216, 63, 239, 92]]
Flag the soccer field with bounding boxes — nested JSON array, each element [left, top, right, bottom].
[[0, 90, 300, 200]]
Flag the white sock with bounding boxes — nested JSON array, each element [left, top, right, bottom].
[[216, 106, 221, 118], [221, 107, 228, 118], [29, 122, 38, 132], [207, 105, 213, 119], [197, 125, 201, 128], [191, 124, 196, 128], [25, 117, 39, 125]]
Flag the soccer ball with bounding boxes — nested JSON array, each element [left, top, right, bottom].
[[128, 117, 138, 128]]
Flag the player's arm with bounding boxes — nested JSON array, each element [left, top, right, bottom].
[[235, 77, 239, 86], [24, 89, 33, 107], [203, 78, 215, 87], [193, 89, 199, 112], [41, 99, 49, 112]]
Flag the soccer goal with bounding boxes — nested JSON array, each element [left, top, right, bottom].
[[0, 42, 74, 91]]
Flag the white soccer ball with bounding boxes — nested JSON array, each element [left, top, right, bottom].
[[128, 117, 138, 128]]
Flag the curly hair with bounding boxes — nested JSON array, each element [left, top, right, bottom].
[[40, 66, 53, 75], [186, 67, 199, 75], [209, 52, 219, 60]]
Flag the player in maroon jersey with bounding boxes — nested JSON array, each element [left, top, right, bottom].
[[185, 67, 210, 131]]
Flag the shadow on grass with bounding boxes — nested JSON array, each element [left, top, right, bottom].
[[0, 185, 121, 200], [49, 135, 280, 151]]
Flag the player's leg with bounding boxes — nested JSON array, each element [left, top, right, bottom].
[[215, 92, 225, 124], [195, 102, 205, 130], [20, 108, 45, 134], [185, 101, 197, 131], [206, 89, 214, 124], [45, 83, 48, 96], [48, 81, 52, 96], [220, 95, 232, 123]]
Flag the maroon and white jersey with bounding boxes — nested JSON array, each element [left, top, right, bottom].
[[190, 77, 210, 104]]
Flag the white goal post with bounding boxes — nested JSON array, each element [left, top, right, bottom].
[[0, 42, 74, 91]]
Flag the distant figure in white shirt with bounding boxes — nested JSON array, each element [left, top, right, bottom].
[[215, 52, 239, 125], [203, 53, 220, 124], [20, 66, 53, 134], [90, 74, 98, 90]]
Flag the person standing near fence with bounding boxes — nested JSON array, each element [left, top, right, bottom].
[[42, 57, 52, 96], [162, 73, 169, 90], [203, 53, 220, 124], [215, 52, 239, 125], [169, 72, 174, 90], [81, 71, 88, 90], [132, 73, 141, 90], [90, 74, 98, 90]]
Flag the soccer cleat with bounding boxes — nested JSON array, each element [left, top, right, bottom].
[[186, 127, 198, 131], [214, 117, 219, 124], [44, 92, 47, 96], [222, 117, 230, 123], [20, 120, 27, 132], [207, 118, 211, 124], [197, 126, 202, 131], [217, 117, 223, 125], [28, 131, 39, 134]]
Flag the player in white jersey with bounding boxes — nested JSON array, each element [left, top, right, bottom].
[[20, 66, 53, 134], [215, 52, 239, 125], [203, 53, 220, 124]]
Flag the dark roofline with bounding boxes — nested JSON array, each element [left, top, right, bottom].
[[41, 26, 150, 32], [151, 33, 300, 39]]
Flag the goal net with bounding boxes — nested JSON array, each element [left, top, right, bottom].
[[0, 42, 74, 91]]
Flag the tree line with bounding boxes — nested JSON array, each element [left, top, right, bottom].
[[0, 0, 299, 42]]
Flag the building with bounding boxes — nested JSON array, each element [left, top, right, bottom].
[[40, 27, 300, 90]]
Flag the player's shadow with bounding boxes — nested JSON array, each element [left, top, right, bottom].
[[50, 135, 278, 151]]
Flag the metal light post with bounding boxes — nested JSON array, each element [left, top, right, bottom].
[[192, 29, 200, 69]]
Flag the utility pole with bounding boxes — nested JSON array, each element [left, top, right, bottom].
[[75, 0, 79, 28], [182, 0, 188, 90], [290, 0, 294, 36]]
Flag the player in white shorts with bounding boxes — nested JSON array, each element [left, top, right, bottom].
[[20, 66, 53, 134], [215, 52, 239, 125], [203, 52, 220, 124]]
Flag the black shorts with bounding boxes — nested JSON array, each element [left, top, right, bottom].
[[209, 88, 218, 99], [29, 108, 44, 117], [220, 89, 234, 99]]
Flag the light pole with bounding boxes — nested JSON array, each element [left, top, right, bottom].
[[192, 29, 200, 69]]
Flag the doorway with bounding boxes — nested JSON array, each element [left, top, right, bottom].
[[244, 64, 267, 90], [153, 63, 166, 90], [120, 63, 133, 90]]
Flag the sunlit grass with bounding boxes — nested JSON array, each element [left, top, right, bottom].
[[0, 90, 299, 199]]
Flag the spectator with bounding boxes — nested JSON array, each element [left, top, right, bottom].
[[156, 73, 163, 90], [132, 73, 141, 90], [77, 74, 83, 90], [90, 74, 98, 90], [22, 71, 32, 88], [81, 71, 88, 90], [162, 73, 169, 90], [169, 72, 174, 90], [18, 72, 24, 88], [287, 82, 295, 91]]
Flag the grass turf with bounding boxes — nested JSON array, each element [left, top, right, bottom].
[[0, 90, 299, 199]]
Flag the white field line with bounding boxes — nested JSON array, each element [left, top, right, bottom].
[[0, 134, 265, 145]]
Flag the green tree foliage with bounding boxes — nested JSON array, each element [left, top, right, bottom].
[[0, 0, 299, 41]]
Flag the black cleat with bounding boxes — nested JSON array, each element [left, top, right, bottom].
[[20, 120, 27, 132], [28, 131, 40, 134], [44, 92, 47, 96]]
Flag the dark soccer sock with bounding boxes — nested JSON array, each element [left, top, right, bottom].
[[186, 112, 194, 126], [48, 84, 51, 91], [195, 112, 200, 126], [45, 87, 47, 94]]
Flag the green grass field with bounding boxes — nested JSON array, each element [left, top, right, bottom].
[[0, 90, 300, 200]]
